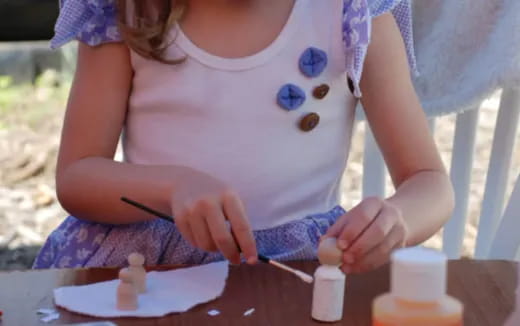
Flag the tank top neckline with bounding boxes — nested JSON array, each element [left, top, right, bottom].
[[172, 0, 306, 71]]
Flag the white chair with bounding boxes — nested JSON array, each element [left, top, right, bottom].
[[361, 88, 520, 260], [360, 0, 520, 260]]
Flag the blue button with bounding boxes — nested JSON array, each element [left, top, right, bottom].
[[299, 47, 328, 78], [277, 84, 306, 111], [278, 84, 305, 111]]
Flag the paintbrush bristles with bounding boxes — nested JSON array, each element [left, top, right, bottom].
[[269, 260, 314, 284], [295, 270, 314, 284]]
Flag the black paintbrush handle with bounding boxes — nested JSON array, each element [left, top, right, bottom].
[[121, 197, 174, 223], [120, 196, 268, 262]]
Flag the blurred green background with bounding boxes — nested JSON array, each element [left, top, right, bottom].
[[0, 0, 70, 270]]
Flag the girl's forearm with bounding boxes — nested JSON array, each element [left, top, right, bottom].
[[56, 157, 191, 224], [387, 170, 455, 246]]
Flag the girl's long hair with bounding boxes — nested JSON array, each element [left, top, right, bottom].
[[115, 0, 186, 63]]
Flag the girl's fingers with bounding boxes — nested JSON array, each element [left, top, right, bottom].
[[343, 223, 406, 274], [222, 192, 258, 264], [337, 197, 384, 250], [323, 214, 350, 239], [190, 200, 218, 252], [174, 206, 196, 246], [206, 206, 241, 264], [344, 202, 400, 262]]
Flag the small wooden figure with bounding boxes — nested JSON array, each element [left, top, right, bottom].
[[128, 252, 146, 294], [117, 268, 138, 311], [317, 237, 343, 266], [311, 237, 346, 322]]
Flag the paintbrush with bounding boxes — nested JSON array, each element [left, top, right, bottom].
[[120, 196, 313, 284]]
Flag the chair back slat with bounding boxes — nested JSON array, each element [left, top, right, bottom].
[[428, 118, 437, 135], [488, 173, 520, 260], [362, 126, 386, 199], [443, 108, 480, 258], [475, 88, 520, 258]]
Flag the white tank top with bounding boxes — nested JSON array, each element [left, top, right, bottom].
[[124, 0, 358, 230]]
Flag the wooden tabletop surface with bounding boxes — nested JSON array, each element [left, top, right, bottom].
[[0, 260, 517, 325]]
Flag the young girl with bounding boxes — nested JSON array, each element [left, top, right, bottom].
[[34, 0, 454, 274]]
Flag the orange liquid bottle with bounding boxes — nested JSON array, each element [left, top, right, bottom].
[[372, 247, 463, 326]]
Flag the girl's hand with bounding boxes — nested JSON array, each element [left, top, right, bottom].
[[324, 197, 408, 274], [170, 169, 257, 265]]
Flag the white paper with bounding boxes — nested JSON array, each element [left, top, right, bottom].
[[243, 308, 255, 316], [54, 262, 229, 318], [36, 308, 57, 315], [41, 312, 60, 323], [207, 309, 220, 316]]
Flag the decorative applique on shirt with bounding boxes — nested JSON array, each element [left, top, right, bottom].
[[277, 84, 307, 111], [299, 47, 328, 78]]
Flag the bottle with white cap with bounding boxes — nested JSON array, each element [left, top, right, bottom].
[[372, 247, 463, 326]]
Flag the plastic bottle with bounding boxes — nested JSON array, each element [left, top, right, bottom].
[[372, 247, 463, 326]]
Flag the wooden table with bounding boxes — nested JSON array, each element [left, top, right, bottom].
[[0, 260, 517, 325]]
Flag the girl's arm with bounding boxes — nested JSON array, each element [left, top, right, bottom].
[[325, 13, 454, 273], [360, 13, 454, 245], [56, 43, 257, 264], [57, 42, 166, 224]]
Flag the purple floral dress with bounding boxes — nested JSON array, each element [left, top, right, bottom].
[[33, 0, 416, 269]]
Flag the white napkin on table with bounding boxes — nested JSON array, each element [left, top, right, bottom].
[[53, 261, 229, 318]]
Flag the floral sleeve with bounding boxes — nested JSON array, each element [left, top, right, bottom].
[[343, 0, 417, 97], [50, 0, 121, 49]]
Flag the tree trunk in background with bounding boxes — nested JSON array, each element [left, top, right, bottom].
[[0, 0, 59, 41]]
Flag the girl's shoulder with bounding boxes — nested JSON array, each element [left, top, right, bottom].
[[342, 0, 416, 97], [51, 0, 121, 49]]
